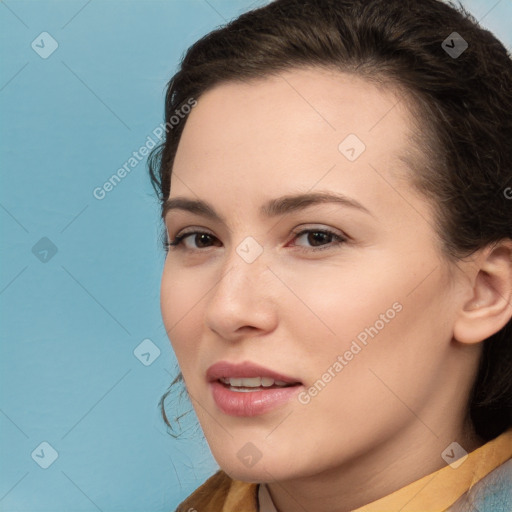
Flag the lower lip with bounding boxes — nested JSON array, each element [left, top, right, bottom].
[[210, 380, 303, 417]]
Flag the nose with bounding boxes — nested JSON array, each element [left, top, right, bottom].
[[203, 246, 278, 341]]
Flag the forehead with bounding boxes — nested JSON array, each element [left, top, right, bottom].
[[175, 67, 414, 167], [171, 67, 424, 221]]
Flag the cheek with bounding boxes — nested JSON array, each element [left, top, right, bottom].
[[270, 262, 452, 451], [278, 258, 404, 345], [283, 253, 452, 386], [160, 263, 206, 368]]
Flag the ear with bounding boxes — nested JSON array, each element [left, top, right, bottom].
[[453, 239, 512, 344]]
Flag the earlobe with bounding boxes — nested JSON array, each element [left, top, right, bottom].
[[453, 240, 512, 345]]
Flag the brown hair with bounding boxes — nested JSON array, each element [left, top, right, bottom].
[[148, 0, 512, 442]]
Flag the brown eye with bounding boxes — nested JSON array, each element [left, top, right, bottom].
[[166, 231, 221, 251], [291, 228, 346, 251]]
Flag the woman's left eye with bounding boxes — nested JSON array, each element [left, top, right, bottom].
[[290, 228, 347, 251]]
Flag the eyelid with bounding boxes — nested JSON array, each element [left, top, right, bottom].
[[290, 224, 348, 240], [169, 223, 346, 239], [169, 226, 216, 243]]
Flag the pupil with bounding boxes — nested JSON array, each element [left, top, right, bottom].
[[309, 232, 330, 246], [197, 234, 211, 247]]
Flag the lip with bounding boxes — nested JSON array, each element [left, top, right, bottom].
[[206, 361, 303, 417], [206, 361, 302, 384], [209, 381, 303, 417]]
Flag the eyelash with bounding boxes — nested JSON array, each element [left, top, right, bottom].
[[164, 228, 347, 253]]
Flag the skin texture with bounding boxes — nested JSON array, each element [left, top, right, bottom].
[[160, 67, 512, 512]]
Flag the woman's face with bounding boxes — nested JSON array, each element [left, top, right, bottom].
[[160, 68, 475, 482]]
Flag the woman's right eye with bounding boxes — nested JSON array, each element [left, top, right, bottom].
[[165, 231, 220, 251]]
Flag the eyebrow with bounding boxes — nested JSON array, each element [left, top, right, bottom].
[[162, 191, 373, 222]]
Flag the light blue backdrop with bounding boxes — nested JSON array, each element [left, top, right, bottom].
[[1, 1, 511, 511]]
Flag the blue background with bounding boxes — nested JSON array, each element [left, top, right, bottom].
[[1, 0, 510, 510]]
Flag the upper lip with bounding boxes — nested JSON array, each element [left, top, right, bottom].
[[207, 361, 302, 384]]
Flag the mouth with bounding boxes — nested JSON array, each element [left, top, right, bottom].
[[206, 360, 303, 416]]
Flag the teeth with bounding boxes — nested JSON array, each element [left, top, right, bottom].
[[219, 377, 291, 387]]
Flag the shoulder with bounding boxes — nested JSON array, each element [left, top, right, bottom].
[[174, 469, 259, 512], [448, 459, 512, 512]]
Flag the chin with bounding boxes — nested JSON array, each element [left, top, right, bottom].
[[212, 450, 302, 483]]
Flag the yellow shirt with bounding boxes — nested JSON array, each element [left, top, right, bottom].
[[175, 428, 512, 511]]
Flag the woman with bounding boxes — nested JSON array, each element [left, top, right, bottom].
[[148, 0, 512, 510]]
